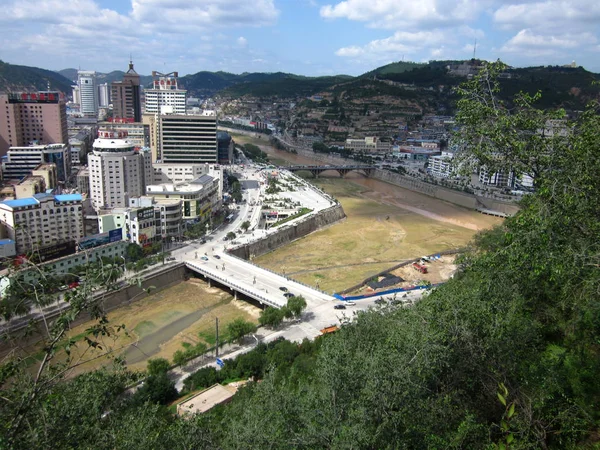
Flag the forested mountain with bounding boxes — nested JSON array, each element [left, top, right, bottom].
[[0, 60, 74, 94], [58, 68, 154, 87]]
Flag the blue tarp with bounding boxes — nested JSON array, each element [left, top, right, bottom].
[[334, 283, 443, 301]]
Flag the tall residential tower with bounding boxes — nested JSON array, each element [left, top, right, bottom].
[[111, 60, 142, 121]]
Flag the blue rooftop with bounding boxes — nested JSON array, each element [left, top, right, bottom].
[[1, 198, 39, 208], [55, 194, 82, 202], [0, 239, 15, 246]]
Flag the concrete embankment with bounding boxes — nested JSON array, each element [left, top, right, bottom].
[[227, 204, 346, 260]]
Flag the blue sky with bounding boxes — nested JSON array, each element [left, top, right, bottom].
[[1, 0, 599, 77]]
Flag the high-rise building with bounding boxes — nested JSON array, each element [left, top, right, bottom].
[[144, 71, 186, 115], [0, 91, 68, 158], [0, 193, 84, 255], [88, 130, 153, 210], [159, 112, 217, 164], [77, 70, 98, 117], [72, 85, 80, 104], [111, 60, 142, 121], [217, 131, 234, 164], [98, 83, 110, 108]]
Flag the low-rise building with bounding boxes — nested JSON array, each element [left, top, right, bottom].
[[129, 196, 183, 241], [146, 175, 219, 223], [429, 151, 455, 178], [345, 137, 391, 154], [0, 193, 84, 255], [98, 205, 157, 248], [2, 144, 71, 182]]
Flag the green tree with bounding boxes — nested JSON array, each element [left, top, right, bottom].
[[241, 220, 251, 232], [284, 295, 307, 319], [225, 231, 236, 241], [125, 243, 144, 262], [227, 318, 257, 344], [258, 307, 285, 328], [146, 358, 170, 376]]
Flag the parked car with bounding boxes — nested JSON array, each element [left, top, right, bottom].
[[214, 255, 221, 259], [279, 286, 288, 292], [283, 292, 294, 298], [345, 301, 356, 306], [200, 256, 209, 261], [334, 304, 346, 310], [166, 257, 176, 261]]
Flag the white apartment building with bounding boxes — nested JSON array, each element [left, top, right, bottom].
[[97, 83, 110, 108], [77, 70, 98, 118], [144, 73, 186, 115], [479, 167, 514, 188], [429, 151, 455, 178], [88, 131, 153, 210], [0, 193, 84, 255]]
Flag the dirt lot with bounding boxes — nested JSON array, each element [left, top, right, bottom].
[[15, 280, 261, 376], [348, 255, 458, 296]]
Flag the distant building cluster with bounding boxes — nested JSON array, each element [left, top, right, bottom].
[[0, 62, 233, 282]]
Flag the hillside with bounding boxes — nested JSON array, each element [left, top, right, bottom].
[[59, 68, 154, 87], [217, 73, 353, 98], [0, 60, 74, 94], [361, 60, 425, 78]]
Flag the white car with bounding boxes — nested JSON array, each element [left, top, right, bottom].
[[345, 301, 356, 306]]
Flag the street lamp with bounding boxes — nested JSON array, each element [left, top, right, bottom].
[[120, 255, 126, 276]]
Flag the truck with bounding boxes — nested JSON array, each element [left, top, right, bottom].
[[412, 263, 428, 274]]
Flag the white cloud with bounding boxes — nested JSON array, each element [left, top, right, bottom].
[[131, 0, 279, 29], [494, 0, 600, 32], [501, 29, 597, 52], [237, 36, 248, 47], [335, 30, 452, 59], [320, 0, 482, 29]]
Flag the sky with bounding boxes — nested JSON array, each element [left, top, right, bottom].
[[0, 0, 599, 77]]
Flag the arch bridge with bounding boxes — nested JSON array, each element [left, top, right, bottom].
[[285, 165, 376, 178]]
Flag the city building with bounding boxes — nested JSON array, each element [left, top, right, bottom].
[[479, 167, 514, 188], [72, 85, 80, 105], [98, 205, 156, 247], [88, 131, 153, 210], [145, 175, 219, 224], [0, 193, 84, 255], [98, 119, 149, 148], [129, 196, 183, 241], [144, 71, 186, 115], [2, 144, 71, 182], [159, 113, 217, 163], [32, 164, 58, 190], [152, 162, 223, 198], [77, 167, 90, 195], [111, 60, 142, 122], [98, 83, 110, 108], [344, 137, 391, 154], [0, 91, 68, 158], [142, 113, 159, 161], [69, 128, 94, 172], [77, 71, 99, 118], [217, 131, 234, 164], [0, 239, 16, 258], [14, 176, 46, 199], [429, 151, 455, 178]]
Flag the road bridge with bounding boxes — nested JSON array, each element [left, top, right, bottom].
[[285, 165, 376, 178], [185, 253, 334, 310]]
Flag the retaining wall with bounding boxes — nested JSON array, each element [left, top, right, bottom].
[[227, 204, 346, 260], [278, 146, 520, 216]]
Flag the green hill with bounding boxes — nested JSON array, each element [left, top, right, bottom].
[[361, 60, 425, 78], [0, 60, 74, 94]]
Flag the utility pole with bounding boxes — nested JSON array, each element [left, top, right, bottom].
[[215, 317, 219, 357]]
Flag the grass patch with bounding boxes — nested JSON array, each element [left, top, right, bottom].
[[271, 208, 312, 228], [133, 321, 156, 337]]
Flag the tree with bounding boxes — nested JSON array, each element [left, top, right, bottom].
[[146, 358, 170, 376], [132, 372, 178, 406], [284, 296, 307, 319], [225, 231, 236, 241], [258, 307, 285, 328], [454, 60, 567, 184], [241, 221, 251, 232], [227, 318, 257, 344], [125, 243, 144, 262]]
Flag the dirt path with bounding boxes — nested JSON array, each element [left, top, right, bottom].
[[360, 191, 481, 231], [287, 259, 410, 275]]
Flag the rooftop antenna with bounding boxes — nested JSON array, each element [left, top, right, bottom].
[[473, 39, 477, 59]]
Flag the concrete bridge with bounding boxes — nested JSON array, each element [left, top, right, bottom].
[[185, 253, 334, 310], [285, 165, 376, 178]]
